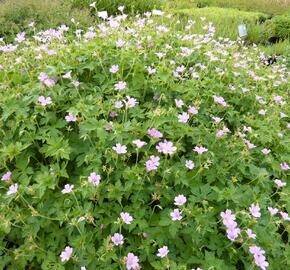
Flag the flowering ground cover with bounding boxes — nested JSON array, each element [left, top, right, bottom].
[[0, 8, 289, 270]]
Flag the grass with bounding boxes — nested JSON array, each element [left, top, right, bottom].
[[200, 0, 290, 16], [172, 7, 269, 44], [166, 0, 290, 15], [260, 39, 290, 55]]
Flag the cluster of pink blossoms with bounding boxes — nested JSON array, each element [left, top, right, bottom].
[[170, 194, 187, 221], [147, 128, 163, 139], [38, 96, 52, 106], [145, 155, 160, 172], [216, 127, 230, 138], [220, 209, 240, 241], [38, 72, 56, 87], [1, 171, 12, 181], [125, 253, 140, 270], [249, 245, 269, 270], [213, 95, 228, 107]]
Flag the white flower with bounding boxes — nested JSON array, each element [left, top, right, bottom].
[[132, 139, 147, 149], [60, 246, 73, 262], [157, 246, 169, 258], [98, 11, 108, 20], [110, 64, 119, 73], [89, 2, 96, 8], [88, 172, 101, 186], [7, 183, 18, 195], [61, 184, 74, 194], [114, 81, 127, 91], [174, 195, 187, 206], [113, 143, 127, 154]]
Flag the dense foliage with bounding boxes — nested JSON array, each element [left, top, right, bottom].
[[193, 0, 290, 15], [173, 7, 269, 44], [70, 0, 163, 14], [0, 0, 93, 42], [0, 9, 289, 270]]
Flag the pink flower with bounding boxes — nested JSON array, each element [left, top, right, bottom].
[[280, 211, 290, 221], [175, 99, 184, 108], [156, 140, 177, 155], [226, 227, 241, 241], [246, 229, 256, 239], [98, 11, 108, 20], [213, 95, 228, 107], [125, 253, 139, 270], [120, 212, 133, 224], [188, 106, 198, 115], [88, 172, 101, 186], [185, 160, 194, 170], [65, 113, 77, 122], [111, 233, 124, 246], [220, 209, 237, 228], [261, 148, 271, 155], [216, 127, 230, 138], [212, 116, 223, 123], [115, 101, 124, 109], [170, 209, 182, 221], [249, 245, 269, 270], [244, 139, 256, 149], [174, 195, 187, 206], [116, 39, 126, 48], [274, 179, 286, 187], [61, 184, 74, 194], [249, 203, 261, 218], [7, 183, 18, 195], [15, 32, 26, 43], [178, 112, 190, 123], [60, 246, 73, 262], [147, 128, 163, 139], [124, 96, 138, 108], [62, 71, 72, 79], [38, 96, 52, 106], [38, 72, 55, 87], [132, 139, 147, 149], [1, 171, 12, 181], [147, 66, 156, 74], [110, 64, 119, 73], [193, 146, 208, 155], [268, 207, 278, 215], [145, 155, 160, 171], [280, 162, 289, 171], [113, 143, 127, 154], [258, 109, 267, 115], [72, 80, 80, 87], [114, 81, 127, 91], [157, 246, 169, 258]]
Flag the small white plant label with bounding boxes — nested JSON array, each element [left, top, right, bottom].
[[238, 24, 247, 37]]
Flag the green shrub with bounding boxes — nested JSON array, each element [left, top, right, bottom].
[[0, 12, 289, 270], [173, 7, 269, 43], [70, 0, 163, 14], [195, 0, 290, 15], [165, 0, 198, 9], [0, 0, 93, 42], [260, 40, 290, 55], [270, 13, 290, 39]]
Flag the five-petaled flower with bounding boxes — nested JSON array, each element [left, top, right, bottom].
[[157, 246, 169, 258], [113, 143, 127, 154], [60, 246, 73, 262], [62, 184, 74, 194], [120, 212, 133, 224]]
